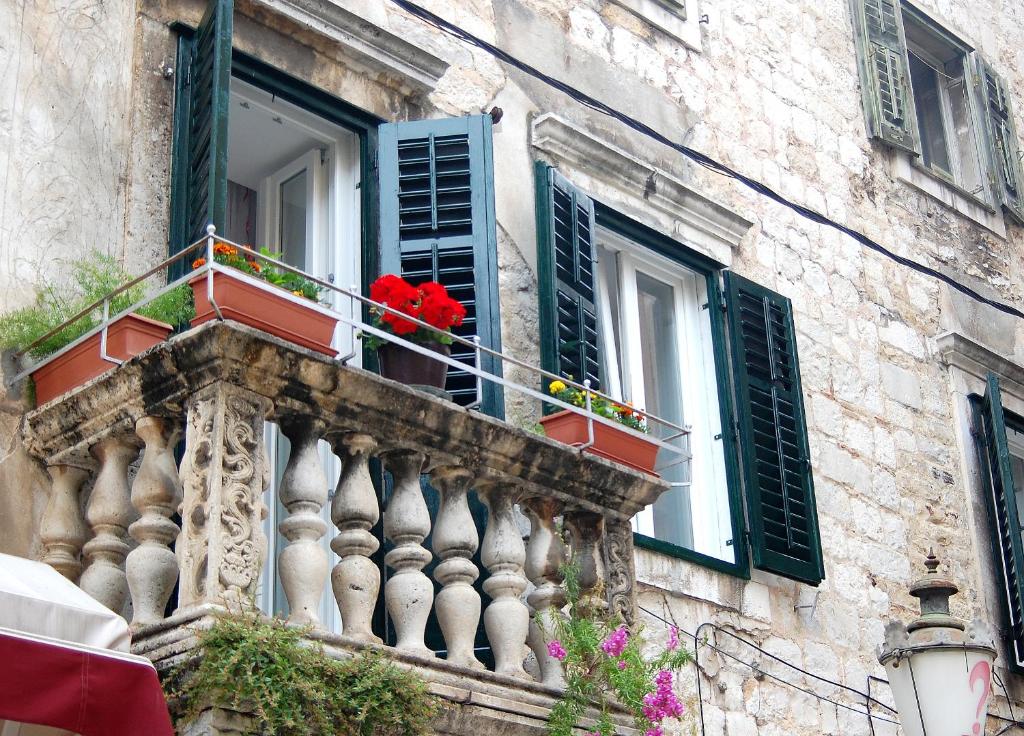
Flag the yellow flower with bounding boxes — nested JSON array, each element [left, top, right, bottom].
[[292, 290, 303, 297], [549, 380, 566, 393]]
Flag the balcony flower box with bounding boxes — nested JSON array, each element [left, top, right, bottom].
[[32, 314, 172, 405], [538, 409, 660, 475], [189, 269, 338, 356]]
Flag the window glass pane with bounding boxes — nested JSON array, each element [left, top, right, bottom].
[[635, 271, 693, 549], [597, 245, 623, 393], [909, 52, 952, 176], [279, 169, 308, 268], [946, 69, 983, 194]]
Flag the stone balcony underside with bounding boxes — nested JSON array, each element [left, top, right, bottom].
[[25, 321, 668, 734]]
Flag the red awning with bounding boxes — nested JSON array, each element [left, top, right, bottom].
[[0, 629, 174, 736]]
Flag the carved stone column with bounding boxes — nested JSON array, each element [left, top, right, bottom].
[[277, 416, 329, 627], [523, 496, 567, 687], [126, 416, 184, 626], [328, 432, 381, 643], [431, 465, 483, 669], [41, 465, 90, 582], [383, 450, 433, 657], [479, 481, 530, 679], [602, 518, 639, 629], [177, 383, 271, 611], [564, 509, 607, 616], [80, 436, 140, 612]]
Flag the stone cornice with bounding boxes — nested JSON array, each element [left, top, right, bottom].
[[530, 113, 753, 261], [935, 330, 1024, 399], [251, 0, 449, 95]]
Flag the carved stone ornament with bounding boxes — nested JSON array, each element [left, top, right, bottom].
[[602, 518, 637, 628], [177, 383, 271, 610]]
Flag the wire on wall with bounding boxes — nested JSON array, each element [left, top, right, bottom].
[[386, 0, 1024, 323]]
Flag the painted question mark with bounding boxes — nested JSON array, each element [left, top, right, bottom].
[[967, 660, 991, 736]]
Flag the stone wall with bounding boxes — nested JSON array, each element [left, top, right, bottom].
[[2, 0, 1024, 733]]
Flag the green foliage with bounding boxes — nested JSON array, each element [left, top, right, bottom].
[[194, 243, 323, 301], [0, 252, 194, 359], [168, 613, 441, 736], [547, 561, 692, 736], [547, 378, 649, 433]]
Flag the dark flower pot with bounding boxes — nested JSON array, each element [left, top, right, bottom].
[[377, 341, 451, 396]]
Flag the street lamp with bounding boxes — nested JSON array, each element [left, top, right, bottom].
[[878, 551, 997, 736]]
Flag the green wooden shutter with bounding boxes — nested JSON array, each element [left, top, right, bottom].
[[169, 0, 233, 270], [972, 59, 1024, 225], [849, 0, 920, 155], [725, 273, 824, 585], [535, 163, 601, 390], [378, 115, 503, 417], [974, 374, 1024, 670]]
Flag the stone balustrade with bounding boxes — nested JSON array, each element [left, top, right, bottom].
[[24, 320, 668, 731]]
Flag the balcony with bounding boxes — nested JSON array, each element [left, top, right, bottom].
[[22, 278, 671, 733]]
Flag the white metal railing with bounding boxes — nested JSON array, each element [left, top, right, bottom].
[[11, 226, 691, 474]]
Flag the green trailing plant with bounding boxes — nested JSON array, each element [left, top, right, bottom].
[[546, 560, 692, 736], [191, 242, 324, 302], [547, 378, 649, 433], [167, 613, 441, 736], [0, 252, 194, 360]]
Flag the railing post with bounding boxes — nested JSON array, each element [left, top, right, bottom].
[[277, 416, 330, 627], [41, 465, 90, 582], [176, 383, 272, 611], [523, 496, 567, 687], [479, 480, 530, 679], [382, 449, 433, 657], [126, 416, 183, 626], [80, 436, 141, 613], [431, 465, 483, 669], [328, 432, 382, 643]]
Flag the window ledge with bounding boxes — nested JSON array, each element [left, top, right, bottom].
[[250, 0, 450, 96], [531, 113, 752, 265], [891, 153, 1006, 237], [937, 331, 1024, 407], [608, 0, 702, 51]]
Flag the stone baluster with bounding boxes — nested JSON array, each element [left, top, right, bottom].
[[563, 509, 607, 616], [126, 417, 183, 626], [278, 416, 329, 626], [479, 481, 530, 679], [80, 436, 140, 612], [431, 466, 483, 669], [383, 450, 433, 656], [177, 383, 271, 611], [523, 496, 567, 688], [41, 465, 90, 582], [328, 432, 382, 643]]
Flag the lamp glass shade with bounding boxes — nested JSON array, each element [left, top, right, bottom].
[[882, 647, 995, 736]]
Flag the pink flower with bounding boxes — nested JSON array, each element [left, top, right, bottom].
[[547, 640, 567, 661], [600, 625, 629, 657], [644, 729, 663, 736], [667, 626, 679, 651], [617, 659, 627, 670], [642, 670, 685, 723]]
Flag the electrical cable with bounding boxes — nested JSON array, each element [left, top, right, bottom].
[[385, 0, 1024, 322], [638, 604, 900, 725]]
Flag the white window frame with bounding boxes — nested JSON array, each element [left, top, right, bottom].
[[596, 226, 733, 562], [607, 0, 702, 51]]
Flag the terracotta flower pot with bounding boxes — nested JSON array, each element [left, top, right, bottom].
[[377, 341, 450, 393], [189, 269, 338, 356], [538, 409, 660, 475], [31, 314, 173, 406]]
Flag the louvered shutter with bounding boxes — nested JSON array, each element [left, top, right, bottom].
[[378, 115, 503, 417], [168, 0, 233, 276], [535, 164, 601, 390], [849, 0, 920, 155], [725, 273, 824, 585], [975, 374, 1024, 670], [972, 59, 1024, 225]]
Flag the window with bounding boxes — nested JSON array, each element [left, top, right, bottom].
[[849, 0, 1024, 224], [903, 11, 984, 194], [608, 0, 702, 51], [973, 374, 1024, 671], [535, 165, 825, 584]]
